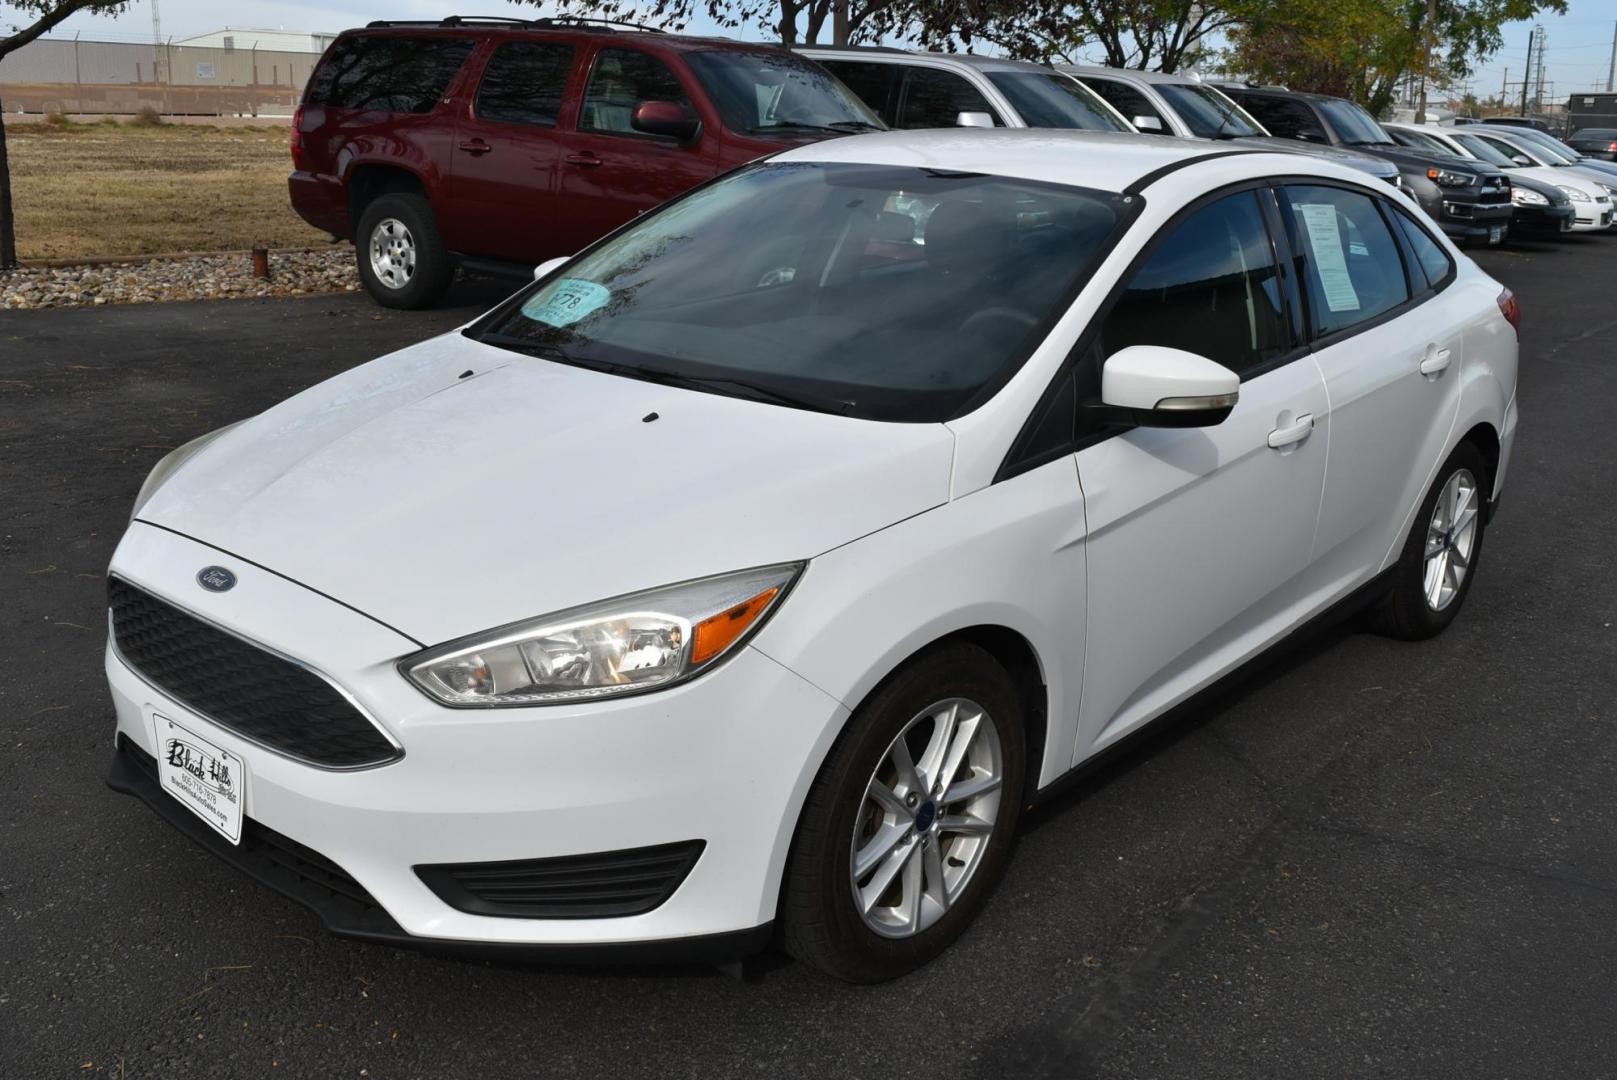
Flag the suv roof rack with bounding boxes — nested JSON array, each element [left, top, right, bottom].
[[364, 14, 664, 33], [788, 43, 913, 55]]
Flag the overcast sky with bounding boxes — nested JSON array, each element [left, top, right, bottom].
[[11, 0, 1616, 98]]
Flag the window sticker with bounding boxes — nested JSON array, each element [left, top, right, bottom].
[[1297, 204, 1361, 313], [521, 278, 611, 327]]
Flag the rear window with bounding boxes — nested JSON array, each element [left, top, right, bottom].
[[308, 35, 475, 113]]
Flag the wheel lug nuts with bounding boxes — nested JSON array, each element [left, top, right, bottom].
[[905, 793, 919, 807]]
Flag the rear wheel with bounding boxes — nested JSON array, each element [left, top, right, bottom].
[[781, 643, 1026, 983], [1372, 441, 1488, 640], [354, 193, 452, 310]]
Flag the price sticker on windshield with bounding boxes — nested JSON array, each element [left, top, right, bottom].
[[521, 278, 611, 328]]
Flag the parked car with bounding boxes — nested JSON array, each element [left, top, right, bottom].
[[795, 47, 1134, 132], [1216, 84, 1514, 245], [111, 129, 1518, 982], [1060, 65, 1403, 187], [1478, 116, 1553, 133], [1384, 123, 1589, 233], [290, 16, 883, 308], [1568, 127, 1617, 162], [1467, 127, 1617, 228], [1477, 124, 1617, 190]]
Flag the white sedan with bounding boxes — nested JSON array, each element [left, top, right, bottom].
[[105, 130, 1519, 983]]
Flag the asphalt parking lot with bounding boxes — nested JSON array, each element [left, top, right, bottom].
[[3, 235, 1615, 1078]]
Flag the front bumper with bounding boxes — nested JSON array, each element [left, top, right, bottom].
[[1570, 198, 1613, 230], [1510, 204, 1575, 232], [105, 523, 849, 957], [1436, 198, 1513, 241]]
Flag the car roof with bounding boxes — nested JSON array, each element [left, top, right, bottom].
[[770, 127, 1335, 192], [795, 46, 1055, 75], [1059, 65, 1213, 87], [346, 20, 775, 55]]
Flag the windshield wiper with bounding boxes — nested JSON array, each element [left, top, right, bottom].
[[633, 366, 852, 414]]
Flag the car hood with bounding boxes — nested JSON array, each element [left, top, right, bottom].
[[1508, 168, 1578, 200], [1346, 143, 1500, 179], [1227, 136, 1399, 179], [139, 333, 955, 645]]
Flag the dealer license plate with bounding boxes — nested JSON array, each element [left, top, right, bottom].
[[153, 714, 245, 844], [1488, 224, 1506, 244]]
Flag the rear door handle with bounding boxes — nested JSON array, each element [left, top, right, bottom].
[[565, 152, 603, 167], [1419, 347, 1452, 376], [1267, 412, 1315, 449], [458, 139, 492, 155]]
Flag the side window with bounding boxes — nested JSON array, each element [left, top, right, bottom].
[[897, 67, 998, 128], [1079, 77, 1166, 131], [475, 42, 575, 127], [1281, 185, 1412, 338], [1239, 96, 1327, 142], [310, 35, 476, 113], [1390, 208, 1454, 292], [1100, 190, 1291, 380], [580, 48, 693, 136], [820, 60, 898, 124]]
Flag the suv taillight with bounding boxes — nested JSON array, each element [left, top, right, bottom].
[[1497, 287, 1520, 336], [291, 105, 306, 170]]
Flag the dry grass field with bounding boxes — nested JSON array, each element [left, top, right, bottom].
[[5, 119, 330, 260]]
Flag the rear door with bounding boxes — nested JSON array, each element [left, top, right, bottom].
[[551, 45, 720, 254], [447, 36, 581, 262]]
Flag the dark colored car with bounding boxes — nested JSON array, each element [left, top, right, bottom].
[[1569, 127, 1617, 162], [290, 16, 883, 308], [1216, 85, 1513, 246], [1386, 123, 1576, 235]]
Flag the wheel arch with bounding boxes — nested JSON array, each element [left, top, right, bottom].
[[344, 163, 431, 241], [1457, 420, 1501, 516]]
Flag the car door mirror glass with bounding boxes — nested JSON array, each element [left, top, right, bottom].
[[1132, 114, 1165, 133], [533, 255, 570, 281], [956, 110, 995, 128], [632, 100, 700, 142], [1101, 345, 1239, 427], [1512, 154, 1532, 166]]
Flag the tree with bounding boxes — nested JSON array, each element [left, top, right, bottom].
[[546, 0, 929, 45], [936, 0, 1260, 71], [1, 2, 127, 270]]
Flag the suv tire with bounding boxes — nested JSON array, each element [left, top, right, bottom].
[[355, 193, 452, 310]]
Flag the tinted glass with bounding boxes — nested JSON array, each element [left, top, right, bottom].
[[1236, 94, 1327, 142], [474, 163, 1125, 422], [580, 48, 692, 135], [1479, 133, 1548, 165], [475, 42, 574, 127], [1317, 99, 1392, 145], [1157, 84, 1262, 138], [1390, 127, 1447, 153], [1452, 132, 1520, 168], [1391, 209, 1453, 292], [685, 51, 881, 135], [1281, 185, 1410, 338], [1079, 77, 1167, 131], [310, 35, 474, 113], [898, 67, 997, 128], [986, 72, 1127, 130], [818, 60, 898, 123], [1099, 191, 1290, 379]]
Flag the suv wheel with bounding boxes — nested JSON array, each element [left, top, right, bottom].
[[355, 194, 452, 309]]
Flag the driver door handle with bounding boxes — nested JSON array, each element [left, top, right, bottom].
[[565, 152, 604, 167], [1419, 347, 1453, 376], [1268, 413, 1315, 449], [458, 139, 493, 155]]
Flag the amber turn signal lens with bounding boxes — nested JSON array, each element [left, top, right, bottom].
[[691, 588, 780, 665]]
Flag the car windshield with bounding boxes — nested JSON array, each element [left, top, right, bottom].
[[1392, 128, 1447, 153], [472, 163, 1127, 422], [1452, 133, 1520, 168], [1156, 84, 1262, 138], [985, 72, 1129, 131], [1318, 99, 1393, 145], [685, 50, 883, 136]]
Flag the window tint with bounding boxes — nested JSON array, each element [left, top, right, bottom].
[[475, 42, 574, 127], [1316, 99, 1390, 145], [897, 67, 997, 128], [1100, 191, 1290, 379], [309, 35, 475, 113], [1078, 77, 1167, 131], [1390, 127, 1447, 153], [986, 72, 1127, 131], [686, 51, 881, 135], [1156, 84, 1263, 138], [1451, 133, 1519, 168], [1281, 185, 1411, 338], [1235, 95, 1327, 143], [581, 48, 693, 136], [1391, 209, 1453, 292], [817, 60, 899, 123]]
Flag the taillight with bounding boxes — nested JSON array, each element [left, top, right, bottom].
[[1607, 141, 1617, 153], [1497, 287, 1520, 335], [290, 105, 306, 170]]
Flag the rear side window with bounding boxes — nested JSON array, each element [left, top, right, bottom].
[[1281, 185, 1411, 338], [1236, 95, 1327, 142], [475, 42, 575, 127], [897, 67, 998, 128], [1391, 209, 1454, 292], [818, 60, 900, 123], [1079, 77, 1167, 132], [1099, 190, 1291, 379], [985, 72, 1127, 131], [580, 47, 693, 136], [309, 35, 475, 113]]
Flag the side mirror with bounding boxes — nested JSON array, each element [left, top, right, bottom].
[[1132, 115, 1165, 133], [1102, 345, 1239, 427], [956, 111, 995, 128], [1512, 154, 1532, 166], [1295, 130, 1325, 143], [632, 100, 700, 142], [533, 256, 569, 282]]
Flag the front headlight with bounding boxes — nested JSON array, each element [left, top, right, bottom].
[[1512, 187, 1550, 206], [1427, 167, 1475, 188], [129, 421, 243, 523], [1556, 184, 1591, 203], [403, 564, 802, 706]]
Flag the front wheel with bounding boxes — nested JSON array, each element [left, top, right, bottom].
[[781, 643, 1026, 982], [1371, 441, 1489, 640], [354, 193, 452, 310]]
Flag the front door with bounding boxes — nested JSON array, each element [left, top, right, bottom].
[[1074, 188, 1330, 753]]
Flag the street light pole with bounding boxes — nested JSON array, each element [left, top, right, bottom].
[[1416, 0, 1439, 124]]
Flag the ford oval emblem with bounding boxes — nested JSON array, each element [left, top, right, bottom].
[[196, 566, 237, 593]]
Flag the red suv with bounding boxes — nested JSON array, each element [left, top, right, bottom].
[[290, 17, 883, 308]]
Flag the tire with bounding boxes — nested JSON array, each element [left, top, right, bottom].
[[354, 193, 452, 310], [1371, 440, 1489, 640], [781, 642, 1027, 983]]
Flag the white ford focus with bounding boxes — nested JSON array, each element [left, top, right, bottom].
[[106, 130, 1518, 982]]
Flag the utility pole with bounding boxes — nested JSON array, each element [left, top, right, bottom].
[[1606, 20, 1615, 92], [150, 0, 163, 84], [1416, 0, 1439, 123], [1520, 27, 1533, 115]]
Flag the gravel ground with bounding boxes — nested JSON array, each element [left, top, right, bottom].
[[1, 249, 358, 309]]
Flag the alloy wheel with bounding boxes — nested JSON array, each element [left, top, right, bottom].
[[1423, 467, 1480, 611], [368, 218, 417, 290]]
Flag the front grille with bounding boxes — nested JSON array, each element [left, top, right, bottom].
[[109, 576, 399, 769], [416, 841, 706, 919]]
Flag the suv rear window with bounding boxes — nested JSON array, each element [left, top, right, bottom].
[[308, 35, 475, 113]]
